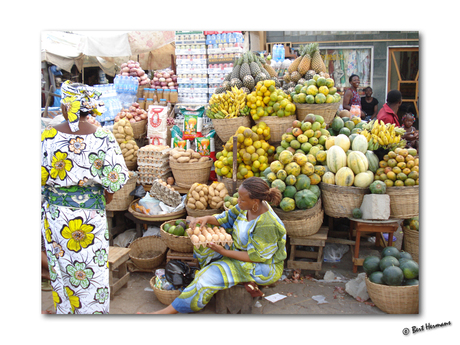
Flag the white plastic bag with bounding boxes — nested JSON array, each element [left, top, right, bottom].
[[113, 229, 137, 248], [323, 243, 349, 262], [139, 194, 162, 215]]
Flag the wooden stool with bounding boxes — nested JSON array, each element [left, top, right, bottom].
[[348, 218, 399, 273], [166, 249, 199, 267], [215, 285, 253, 314], [287, 226, 329, 278], [108, 246, 131, 300]]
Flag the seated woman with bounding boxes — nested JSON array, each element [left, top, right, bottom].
[[147, 177, 286, 314], [401, 113, 419, 151]]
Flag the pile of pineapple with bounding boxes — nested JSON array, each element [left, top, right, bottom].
[[214, 51, 279, 95]]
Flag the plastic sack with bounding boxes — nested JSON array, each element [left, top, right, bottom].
[[323, 243, 349, 262], [165, 260, 197, 288], [130, 185, 147, 199], [143, 226, 161, 237], [138, 193, 162, 215], [113, 229, 137, 248]]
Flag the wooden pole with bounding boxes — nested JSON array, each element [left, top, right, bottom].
[[232, 136, 237, 195]]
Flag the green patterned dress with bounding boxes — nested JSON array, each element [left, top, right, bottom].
[[171, 203, 287, 313], [41, 126, 128, 314]]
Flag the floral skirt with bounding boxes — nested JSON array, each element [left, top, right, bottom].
[[41, 202, 110, 314]]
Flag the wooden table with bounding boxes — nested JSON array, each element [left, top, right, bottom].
[[348, 218, 400, 273], [287, 226, 329, 278]]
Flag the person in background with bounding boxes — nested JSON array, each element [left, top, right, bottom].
[[360, 86, 379, 121], [376, 90, 403, 126], [41, 80, 129, 314], [401, 113, 419, 151], [342, 74, 366, 119], [51, 78, 62, 108], [141, 177, 287, 314]]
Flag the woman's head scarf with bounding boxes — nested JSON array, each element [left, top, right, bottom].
[[60, 80, 106, 132]]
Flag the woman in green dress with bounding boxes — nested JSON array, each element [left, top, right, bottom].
[[151, 177, 287, 314]]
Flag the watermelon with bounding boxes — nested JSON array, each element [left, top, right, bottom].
[[399, 251, 413, 260], [331, 116, 344, 132], [365, 150, 380, 173], [283, 185, 297, 199], [309, 184, 321, 199], [369, 180, 387, 194], [403, 279, 419, 286], [279, 197, 295, 212], [382, 266, 404, 286], [363, 255, 380, 275], [382, 246, 400, 259], [399, 259, 419, 279], [379, 255, 400, 271], [339, 127, 351, 136], [352, 208, 363, 219], [294, 189, 318, 209], [368, 271, 385, 285], [295, 174, 311, 190]]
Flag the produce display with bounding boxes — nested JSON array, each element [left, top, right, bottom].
[[206, 86, 250, 119], [186, 182, 229, 210], [119, 60, 150, 86], [403, 216, 419, 231], [149, 178, 182, 208], [360, 119, 407, 151], [113, 118, 139, 165], [364, 247, 419, 286], [214, 122, 275, 179], [290, 73, 341, 105], [115, 101, 148, 123], [137, 145, 172, 184], [151, 68, 179, 91], [373, 147, 419, 187], [169, 147, 211, 164], [186, 224, 233, 249], [163, 219, 189, 236], [224, 192, 239, 209]]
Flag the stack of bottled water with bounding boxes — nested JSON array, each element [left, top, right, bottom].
[[92, 83, 123, 129], [114, 75, 139, 109], [272, 44, 286, 63]]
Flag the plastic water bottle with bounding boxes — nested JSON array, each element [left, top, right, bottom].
[[279, 45, 285, 61]]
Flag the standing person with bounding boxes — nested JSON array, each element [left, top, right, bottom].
[[342, 74, 366, 119], [376, 90, 403, 126], [361, 86, 379, 121], [142, 177, 287, 314], [52, 78, 62, 108], [41, 80, 129, 314]]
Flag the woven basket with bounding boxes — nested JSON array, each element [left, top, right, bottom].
[[106, 174, 137, 211], [125, 160, 137, 171], [160, 219, 194, 253], [186, 205, 223, 218], [319, 182, 370, 218], [128, 199, 186, 222], [385, 186, 419, 219], [403, 225, 419, 263], [274, 198, 324, 237], [365, 277, 419, 314], [255, 115, 296, 145], [211, 116, 251, 144], [220, 176, 244, 195], [150, 276, 181, 305], [131, 119, 147, 139], [128, 236, 168, 270], [294, 102, 341, 125], [169, 158, 213, 189]]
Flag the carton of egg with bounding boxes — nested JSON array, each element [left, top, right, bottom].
[[186, 225, 233, 249], [149, 178, 182, 208]]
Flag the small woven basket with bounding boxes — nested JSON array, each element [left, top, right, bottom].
[[274, 198, 324, 237], [385, 186, 419, 219], [255, 115, 296, 145], [319, 182, 370, 218], [160, 219, 194, 253], [211, 116, 251, 144], [150, 276, 181, 305], [128, 236, 168, 270], [186, 205, 223, 218], [125, 160, 137, 171], [169, 158, 213, 189], [131, 119, 147, 139], [220, 176, 244, 195], [365, 277, 419, 314], [128, 199, 186, 222], [403, 225, 419, 263], [294, 102, 341, 124], [106, 173, 137, 211]]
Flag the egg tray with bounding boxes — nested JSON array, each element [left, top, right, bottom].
[[149, 179, 182, 208], [137, 157, 170, 166], [138, 164, 171, 175], [137, 171, 172, 185], [186, 226, 233, 250], [137, 146, 172, 159]]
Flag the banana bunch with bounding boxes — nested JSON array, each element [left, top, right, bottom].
[[206, 86, 247, 119], [360, 120, 406, 150]]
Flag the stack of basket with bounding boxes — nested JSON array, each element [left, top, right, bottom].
[[137, 144, 172, 185], [294, 102, 341, 125], [106, 171, 138, 212], [255, 115, 296, 146]]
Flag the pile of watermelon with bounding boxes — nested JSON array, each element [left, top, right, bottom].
[[363, 246, 419, 286]]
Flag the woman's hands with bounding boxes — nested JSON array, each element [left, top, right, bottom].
[[206, 242, 225, 255]]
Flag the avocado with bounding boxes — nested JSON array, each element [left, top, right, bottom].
[[163, 223, 171, 232], [173, 225, 185, 236], [168, 225, 176, 234], [175, 219, 183, 226]]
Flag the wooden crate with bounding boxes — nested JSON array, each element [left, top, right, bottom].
[[108, 246, 131, 300], [166, 249, 198, 267]]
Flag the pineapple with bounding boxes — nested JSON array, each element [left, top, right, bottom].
[[214, 87, 226, 94], [231, 56, 242, 80], [258, 55, 277, 78], [310, 43, 327, 73], [297, 78, 306, 85], [241, 87, 251, 94], [254, 73, 267, 84], [230, 78, 243, 89], [283, 72, 291, 83], [297, 43, 313, 76], [249, 53, 261, 78], [239, 52, 251, 80], [224, 73, 232, 82], [290, 71, 301, 84], [287, 45, 303, 74], [222, 80, 231, 91], [305, 69, 316, 80], [271, 77, 281, 88], [243, 75, 255, 90]]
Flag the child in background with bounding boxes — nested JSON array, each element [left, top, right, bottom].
[[401, 113, 419, 151]]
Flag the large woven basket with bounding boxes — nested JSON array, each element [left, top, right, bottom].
[[221, 176, 244, 195], [169, 158, 213, 189], [150, 276, 181, 305], [106, 174, 137, 211], [211, 116, 251, 144], [131, 119, 147, 139], [274, 198, 324, 237], [319, 183, 370, 218], [160, 219, 194, 253], [365, 277, 419, 314], [403, 225, 419, 263], [128, 236, 168, 270], [125, 160, 137, 171], [186, 205, 223, 218], [294, 102, 341, 125], [128, 199, 186, 222], [385, 186, 419, 219], [255, 115, 296, 145]]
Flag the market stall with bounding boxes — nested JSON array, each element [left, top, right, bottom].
[[41, 31, 420, 314]]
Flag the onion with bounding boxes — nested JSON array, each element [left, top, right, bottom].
[[134, 116, 141, 121], [137, 69, 145, 76], [114, 115, 120, 122], [129, 118, 136, 123], [171, 76, 177, 82], [163, 72, 170, 78], [136, 108, 143, 115], [140, 113, 147, 120], [159, 77, 166, 82], [153, 77, 159, 82], [161, 82, 167, 87], [140, 80, 150, 85], [132, 102, 139, 108], [166, 78, 172, 83], [126, 113, 133, 119], [121, 72, 129, 76], [129, 106, 135, 112], [168, 82, 175, 87]]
